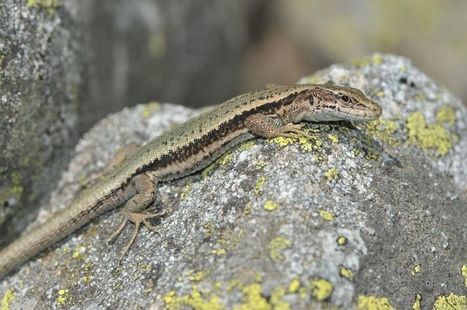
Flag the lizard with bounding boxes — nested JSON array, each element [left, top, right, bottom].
[[0, 83, 382, 279]]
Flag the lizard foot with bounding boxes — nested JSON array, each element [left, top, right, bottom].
[[280, 123, 313, 140], [107, 210, 165, 257]]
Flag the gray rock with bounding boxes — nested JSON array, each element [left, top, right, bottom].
[[0, 0, 82, 241], [1, 54, 466, 309]]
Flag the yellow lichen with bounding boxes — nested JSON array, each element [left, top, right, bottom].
[[263, 200, 279, 211], [406, 110, 457, 156], [365, 117, 400, 146], [339, 266, 354, 280], [1, 290, 15, 310], [271, 136, 296, 147], [180, 183, 192, 200], [238, 140, 256, 151], [233, 283, 270, 310], [328, 134, 339, 143], [188, 271, 208, 282], [319, 209, 335, 221], [461, 265, 467, 287], [433, 292, 467, 310], [163, 289, 224, 310], [411, 265, 421, 276], [324, 168, 339, 181], [254, 176, 267, 195], [268, 237, 292, 261], [211, 248, 226, 256], [357, 295, 394, 310], [436, 106, 456, 126], [217, 153, 233, 166], [56, 289, 70, 305], [310, 278, 333, 301], [140, 102, 160, 118], [27, 0, 60, 13], [336, 236, 348, 246], [270, 287, 290, 310], [287, 278, 301, 294], [412, 294, 422, 310], [72, 245, 86, 259]]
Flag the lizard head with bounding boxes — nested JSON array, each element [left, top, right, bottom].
[[301, 84, 382, 122]]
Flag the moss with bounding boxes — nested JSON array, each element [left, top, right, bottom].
[[56, 289, 70, 305], [411, 265, 421, 276], [163, 289, 224, 310], [336, 236, 348, 246], [254, 176, 267, 196], [27, 0, 60, 13], [263, 200, 279, 211], [324, 168, 339, 182], [310, 278, 333, 301], [339, 266, 354, 280], [412, 294, 422, 310], [140, 102, 160, 118], [461, 265, 467, 287], [406, 109, 457, 156], [357, 295, 394, 310], [268, 236, 292, 261], [1, 290, 15, 310], [433, 292, 467, 310], [319, 209, 335, 221], [287, 278, 301, 293]]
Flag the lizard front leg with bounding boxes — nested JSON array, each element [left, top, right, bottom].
[[244, 113, 313, 140], [108, 172, 165, 256]]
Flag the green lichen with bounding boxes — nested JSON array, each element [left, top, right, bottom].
[[233, 283, 271, 310], [271, 131, 323, 154], [1, 290, 15, 310], [319, 209, 335, 221], [0, 172, 24, 208], [163, 289, 224, 310], [406, 108, 458, 156], [238, 140, 256, 151], [310, 278, 333, 301], [357, 295, 394, 310], [71, 245, 86, 260], [433, 292, 467, 310], [328, 134, 339, 143], [263, 200, 279, 211], [436, 106, 456, 125], [27, 0, 60, 13], [188, 271, 209, 282], [324, 168, 339, 181], [268, 236, 292, 261]]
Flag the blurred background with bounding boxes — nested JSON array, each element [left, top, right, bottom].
[[80, 0, 467, 132]]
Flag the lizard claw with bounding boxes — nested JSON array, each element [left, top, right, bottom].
[[107, 210, 166, 257]]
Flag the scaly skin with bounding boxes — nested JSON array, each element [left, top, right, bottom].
[[0, 83, 381, 279]]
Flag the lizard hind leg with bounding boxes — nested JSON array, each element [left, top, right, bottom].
[[107, 172, 165, 257]]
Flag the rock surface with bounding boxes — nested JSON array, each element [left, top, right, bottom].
[[1, 54, 466, 309], [0, 0, 82, 241]]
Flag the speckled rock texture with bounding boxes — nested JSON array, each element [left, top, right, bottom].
[[0, 0, 81, 240], [1, 54, 466, 309]]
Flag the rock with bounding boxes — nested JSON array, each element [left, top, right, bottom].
[[0, 0, 82, 241], [0, 54, 466, 309]]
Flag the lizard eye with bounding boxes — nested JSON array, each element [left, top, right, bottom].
[[341, 95, 350, 103]]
